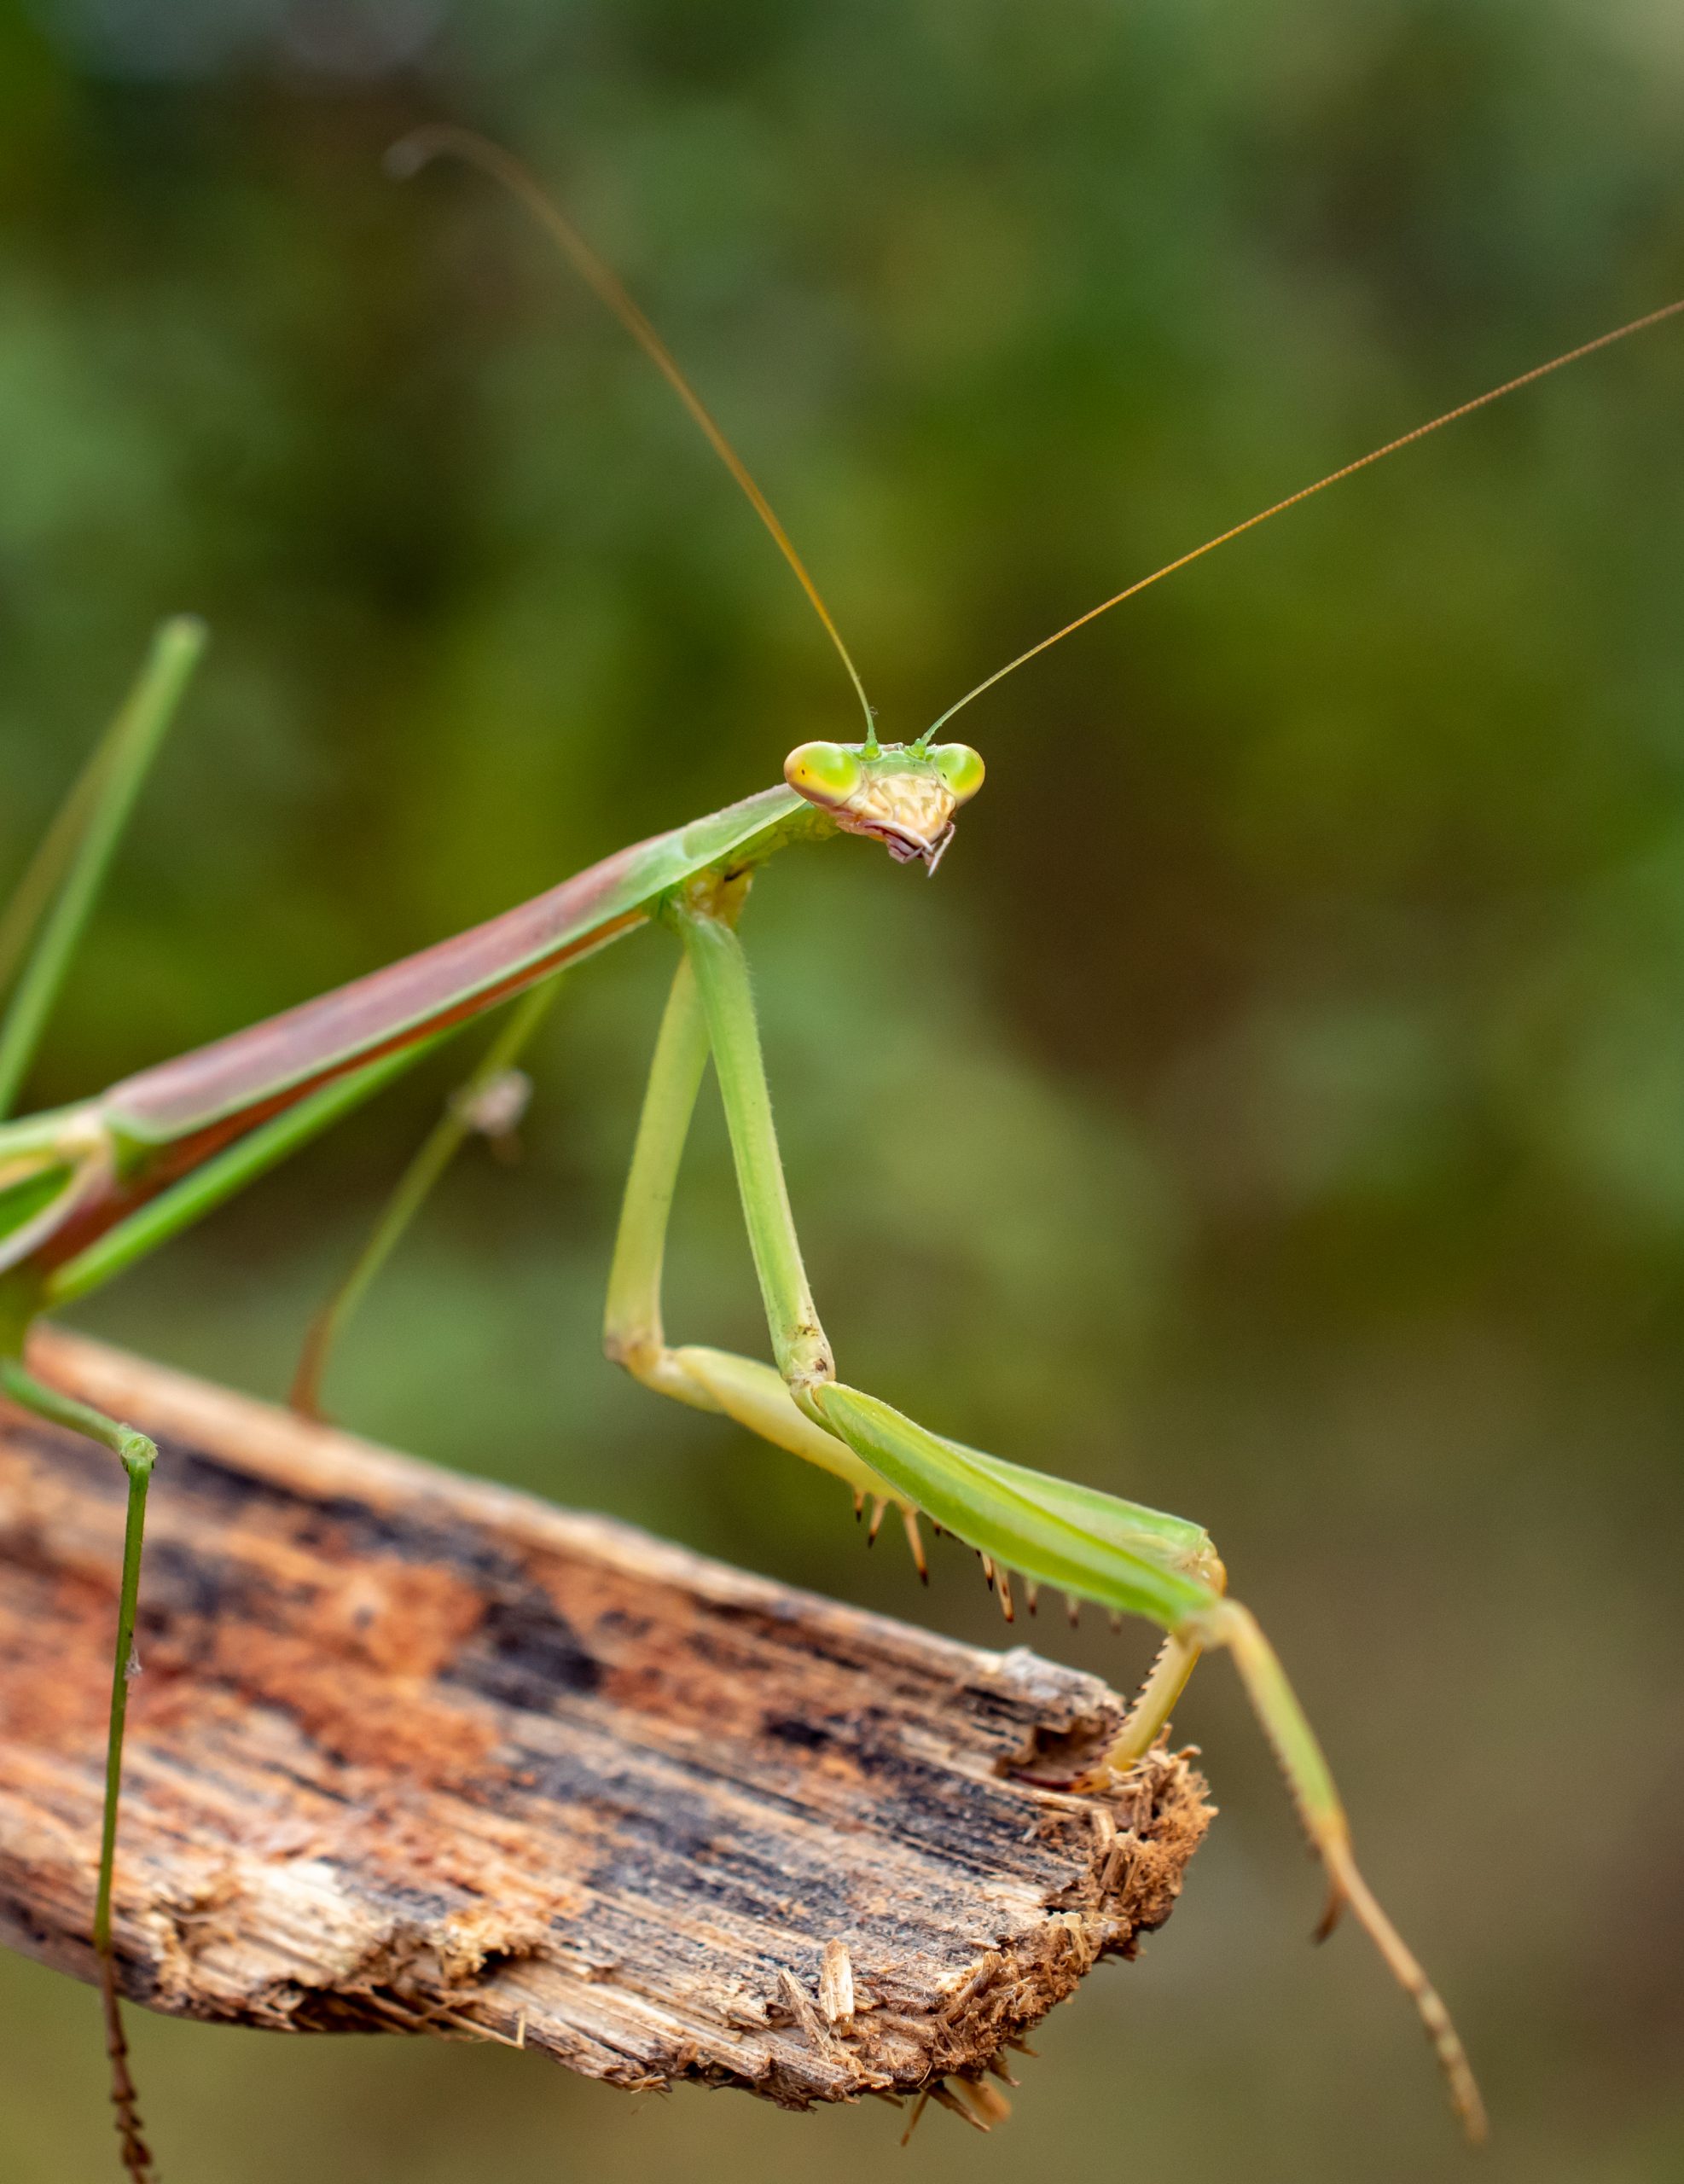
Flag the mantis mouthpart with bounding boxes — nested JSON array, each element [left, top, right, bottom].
[[8, 127, 1682, 2179]]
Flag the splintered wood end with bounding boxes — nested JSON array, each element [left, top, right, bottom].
[[0, 1329, 1211, 2110]]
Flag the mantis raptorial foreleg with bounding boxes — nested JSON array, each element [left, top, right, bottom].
[[603, 946, 901, 1504], [601, 877, 1485, 2142], [1106, 1631, 1203, 1762], [28, 135, 1665, 2153]]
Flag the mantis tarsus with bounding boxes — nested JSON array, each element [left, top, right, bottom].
[[4, 127, 1681, 2180]]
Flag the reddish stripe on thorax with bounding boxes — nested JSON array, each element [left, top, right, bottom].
[[104, 841, 652, 1143]]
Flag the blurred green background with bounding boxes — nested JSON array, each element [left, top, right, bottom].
[[2, 1, 1682, 2178]]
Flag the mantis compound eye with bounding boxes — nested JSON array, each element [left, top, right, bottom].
[[785, 741, 864, 806], [930, 742, 985, 804]]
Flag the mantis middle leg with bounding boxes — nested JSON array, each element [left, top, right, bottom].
[[290, 973, 567, 1418], [0, 623, 211, 2184], [0, 1356, 158, 2182]]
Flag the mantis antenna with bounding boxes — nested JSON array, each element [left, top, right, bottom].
[[386, 125, 880, 748], [925, 291, 1684, 739]]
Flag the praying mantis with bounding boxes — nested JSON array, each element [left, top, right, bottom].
[[4, 128, 1681, 2181]]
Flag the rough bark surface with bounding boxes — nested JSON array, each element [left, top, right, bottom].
[[0, 1328, 1210, 2107]]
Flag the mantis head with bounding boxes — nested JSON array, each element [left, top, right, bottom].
[[783, 740, 984, 874]]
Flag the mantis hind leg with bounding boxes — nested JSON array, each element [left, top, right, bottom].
[[0, 618, 206, 1121], [0, 1355, 160, 2183]]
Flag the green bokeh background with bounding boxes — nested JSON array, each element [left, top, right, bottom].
[[2, 3, 1681, 2178]]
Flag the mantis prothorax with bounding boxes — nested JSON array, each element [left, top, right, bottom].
[[5, 127, 1681, 2180]]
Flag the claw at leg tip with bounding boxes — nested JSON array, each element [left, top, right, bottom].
[[1324, 1838, 1488, 2144]]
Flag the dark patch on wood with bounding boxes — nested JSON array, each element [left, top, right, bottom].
[[439, 1597, 599, 1713], [0, 1329, 1210, 2108], [762, 1712, 834, 1751]]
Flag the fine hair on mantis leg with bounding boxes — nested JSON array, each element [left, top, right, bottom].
[[6, 131, 1684, 2174]]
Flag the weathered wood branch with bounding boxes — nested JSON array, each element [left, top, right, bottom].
[[0, 1329, 1209, 2109]]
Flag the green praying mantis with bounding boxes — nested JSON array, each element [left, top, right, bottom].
[[4, 128, 1682, 2181]]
